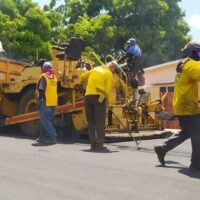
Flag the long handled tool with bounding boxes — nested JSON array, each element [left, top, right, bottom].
[[110, 110, 141, 146]]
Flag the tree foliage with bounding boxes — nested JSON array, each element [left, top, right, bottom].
[[65, 14, 117, 54], [0, 0, 52, 60], [60, 0, 191, 66], [0, 0, 191, 66]]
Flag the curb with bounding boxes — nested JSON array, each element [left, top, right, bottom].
[[106, 131, 173, 143]]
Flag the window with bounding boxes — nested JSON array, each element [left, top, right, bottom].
[[168, 87, 174, 93], [160, 87, 166, 93]]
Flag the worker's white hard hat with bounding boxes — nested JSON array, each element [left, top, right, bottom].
[[43, 62, 52, 68]]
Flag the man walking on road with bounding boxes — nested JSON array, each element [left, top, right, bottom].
[[154, 42, 200, 170], [36, 62, 58, 145], [81, 61, 118, 152]]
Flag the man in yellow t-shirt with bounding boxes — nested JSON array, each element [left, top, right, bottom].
[[154, 42, 200, 170], [81, 61, 119, 151], [36, 62, 58, 145]]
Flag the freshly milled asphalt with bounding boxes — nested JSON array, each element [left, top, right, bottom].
[[0, 134, 199, 200]]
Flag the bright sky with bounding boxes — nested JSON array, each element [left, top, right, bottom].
[[34, 0, 200, 41], [179, 0, 200, 41]]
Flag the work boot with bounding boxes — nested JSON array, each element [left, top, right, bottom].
[[154, 145, 166, 166], [36, 138, 46, 143], [95, 143, 110, 152], [90, 143, 96, 151], [43, 139, 57, 145]]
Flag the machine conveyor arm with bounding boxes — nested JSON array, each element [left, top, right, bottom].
[[0, 100, 85, 127]]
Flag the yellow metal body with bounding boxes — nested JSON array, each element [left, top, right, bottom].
[[0, 95, 17, 116], [0, 45, 166, 135], [72, 110, 88, 131]]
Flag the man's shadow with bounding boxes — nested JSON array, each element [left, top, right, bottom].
[[178, 168, 200, 179], [32, 143, 56, 147], [82, 149, 119, 153], [156, 160, 200, 179]]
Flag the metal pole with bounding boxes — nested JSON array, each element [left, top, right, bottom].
[[111, 110, 141, 146]]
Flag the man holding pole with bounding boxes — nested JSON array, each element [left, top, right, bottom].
[[81, 61, 119, 152]]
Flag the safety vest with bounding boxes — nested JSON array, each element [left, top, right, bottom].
[[37, 74, 58, 107], [173, 58, 200, 115]]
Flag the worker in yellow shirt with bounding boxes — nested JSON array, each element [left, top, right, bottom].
[[154, 42, 200, 170], [81, 61, 119, 151], [36, 62, 58, 145]]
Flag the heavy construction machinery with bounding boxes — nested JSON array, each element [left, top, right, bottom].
[[0, 38, 166, 137]]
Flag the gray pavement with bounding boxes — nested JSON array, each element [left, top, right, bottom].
[[0, 135, 199, 200]]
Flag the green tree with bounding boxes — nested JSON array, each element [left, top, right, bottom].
[[0, 0, 191, 66], [65, 14, 117, 54], [62, 0, 191, 66], [0, 0, 52, 61]]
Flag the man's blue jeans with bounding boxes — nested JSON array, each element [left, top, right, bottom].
[[162, 114, 200, 165], [39, 101, 57, 141]]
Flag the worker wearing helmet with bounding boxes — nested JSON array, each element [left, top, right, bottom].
[[36, 62, 58, 145], [119, 38, 142, 73], [154, 41, 200, 170], [81, 61, 119, 152]]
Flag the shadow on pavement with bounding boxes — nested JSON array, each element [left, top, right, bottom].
[[178, 168, 200, 179], [0, 126, 36, 140], [110, 144, 146, 152], [155, 165, 183, 169], [155, 160, 185, 168], [155, 163, 200, 179], [165, 160, 183, 165], [82, 149, 119, 154], [32, 143, 56, 147], [0, 126, 90, 144]]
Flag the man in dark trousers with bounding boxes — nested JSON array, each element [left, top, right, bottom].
[[154, 42, 200, 170], [81, 61, 118, 151], [36, 62, 58, 145]]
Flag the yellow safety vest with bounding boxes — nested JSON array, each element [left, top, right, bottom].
[[37, 74, 58, 107], [173, 59, 200, 115]]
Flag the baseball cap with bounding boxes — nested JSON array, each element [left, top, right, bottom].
[[110, 60, 120, 69], [127, 38, 136, 44]]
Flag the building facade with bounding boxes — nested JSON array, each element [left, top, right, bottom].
[[144, 60, 200, 128]]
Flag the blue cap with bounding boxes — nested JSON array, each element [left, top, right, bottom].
[[43, 62, 52, 68]]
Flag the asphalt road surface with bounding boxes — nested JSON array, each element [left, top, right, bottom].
[[0, 134, 199, 200]]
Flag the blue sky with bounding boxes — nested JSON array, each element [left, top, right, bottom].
[[34, 0, 200, 41]]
